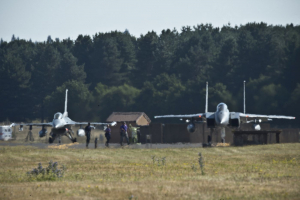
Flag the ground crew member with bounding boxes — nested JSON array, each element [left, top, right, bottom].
[[105, 124, 111, 147], [85, 122, 92, 148], [137, 128, 141, 143], [120, 122, 129, 146]]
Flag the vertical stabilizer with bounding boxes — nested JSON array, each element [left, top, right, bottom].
[[64, 89, 68, 117], [205, 82, 208, 113], [243, 81, 246, 114]]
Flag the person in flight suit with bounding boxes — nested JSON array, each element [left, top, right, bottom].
[[120, 122, 129, 146], [105, 124, 111, 147], [85, 122, 92, 148]]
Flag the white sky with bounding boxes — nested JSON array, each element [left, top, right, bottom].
[[0, 0, 299, 42]]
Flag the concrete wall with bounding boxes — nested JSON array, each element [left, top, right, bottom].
[[140, 123, 163, 143], [239, 123, 271, 131], [139, 123, 299, 145], [163, 124, 190, 143], [280, 129, 299, 143]]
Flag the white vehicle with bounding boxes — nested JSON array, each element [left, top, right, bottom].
[[0, 126, 13, 141]]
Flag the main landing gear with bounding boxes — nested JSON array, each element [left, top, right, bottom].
[[48, 127, 77, 144], [207, 127, 226, 146]]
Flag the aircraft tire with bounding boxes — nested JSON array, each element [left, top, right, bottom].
[[73, 138, 77, 143], [49, 137, 54, 143]]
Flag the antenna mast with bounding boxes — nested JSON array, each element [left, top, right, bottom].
[[243, 80, 246, 114], [65, 89, 68, 114], [205, 82, 208, 113]]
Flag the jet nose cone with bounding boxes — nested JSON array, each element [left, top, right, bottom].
[[218, 110, 229, 126], [219, 115, 227, 125], [54, 123, 63, 129], [220, 119, 226, 124]]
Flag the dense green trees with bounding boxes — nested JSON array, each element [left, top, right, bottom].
[[93, 83, 140, 121], [0, 23, 299, 127], [135, 73, 185, 117], [0, 40, 32, 121], [44, 81, 92, 121]]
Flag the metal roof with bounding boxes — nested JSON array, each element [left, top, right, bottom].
[[106, 112, 151, 123]]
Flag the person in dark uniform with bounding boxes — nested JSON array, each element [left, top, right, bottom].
[[120, 122, 129, 146], [105, 124, 111, 147], [85, 122, 92, 148], [137, 128, 141, 143]]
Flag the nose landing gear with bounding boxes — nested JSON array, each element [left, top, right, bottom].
[[49, 132, 54, 143], [65, 128, 77, 143], [221, 127, 226, 143]]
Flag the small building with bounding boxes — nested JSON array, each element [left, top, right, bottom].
[[106, 112, 151, 126], [106, 112, 151, 143]]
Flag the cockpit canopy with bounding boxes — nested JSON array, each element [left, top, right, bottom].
[[54, 112, 63, 119], [217, 103, 228, 111]]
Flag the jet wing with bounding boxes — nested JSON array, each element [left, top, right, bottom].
[[12, 122, 53, 127], [239, 113, 295, 121], [154, 113, 205, 119], [72, 121, 117, 126]]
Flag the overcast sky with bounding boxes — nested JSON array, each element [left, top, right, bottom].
[[0, 0, 299, 42]]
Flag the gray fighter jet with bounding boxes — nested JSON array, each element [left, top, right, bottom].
[[154, 82, 295, 143], [15, 89, 116, 143]]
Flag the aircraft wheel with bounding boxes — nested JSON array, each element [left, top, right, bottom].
[[73, 138, 77, 143], [49, 137, 54, 143]]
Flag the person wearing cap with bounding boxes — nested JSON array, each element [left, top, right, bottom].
[[120, 122, 129, 146], [105, 124, 111, 147]]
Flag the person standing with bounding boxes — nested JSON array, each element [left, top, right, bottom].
[[120, 122, 129, 146], [85, 122, 92, 148], [105, 124, 111, 147]]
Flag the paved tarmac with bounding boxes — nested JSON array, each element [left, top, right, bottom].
[[0, 141, 203, 149]]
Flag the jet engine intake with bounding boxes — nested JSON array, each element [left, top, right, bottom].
[[39, 129, 47, 137], [206, 118, 215, 128], [187, 123, 196, 133], [230, 112, 240, 127], [77, 129, 85, 137], [230, 119, 240, 127]]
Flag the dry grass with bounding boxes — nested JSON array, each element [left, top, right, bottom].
[[0, 143, 299, 200]]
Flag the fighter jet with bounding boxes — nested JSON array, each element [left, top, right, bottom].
[[14, 89, 116, 143], [154, 82, 295, 143]]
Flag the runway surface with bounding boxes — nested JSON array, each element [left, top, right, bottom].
[[0, 141, 203, 149]]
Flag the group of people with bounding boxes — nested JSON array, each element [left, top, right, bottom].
[[84, 122, 129, 148]]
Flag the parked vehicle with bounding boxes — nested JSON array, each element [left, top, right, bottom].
[[0, 126, 12, 141]]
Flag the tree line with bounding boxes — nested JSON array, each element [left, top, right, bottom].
[[0, 22, 299, 127]]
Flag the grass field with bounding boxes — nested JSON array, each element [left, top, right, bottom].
[[0, 143, 299, 200]]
